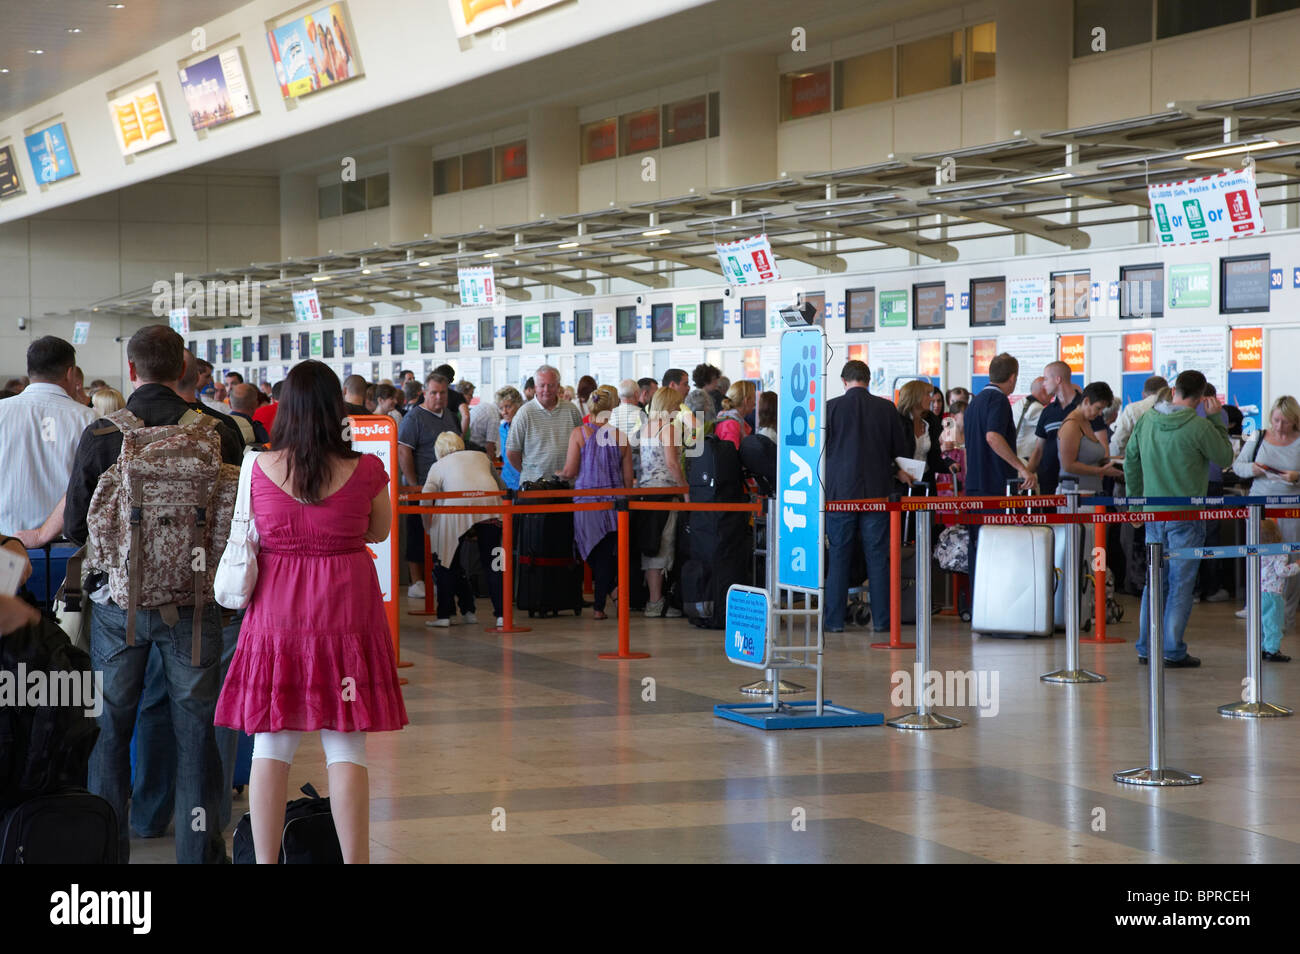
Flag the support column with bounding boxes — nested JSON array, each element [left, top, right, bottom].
[[527, 106, 579, 220], [388, 144, 433, 244], [993, 0, 1070, 139], [279, 173, 317, 260], [718, 53, 778, 188]]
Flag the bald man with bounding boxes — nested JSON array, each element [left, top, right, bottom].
[[1027, 360, 1107, 494], [229, 382, 270, 445], [343, 374, 369, 416]]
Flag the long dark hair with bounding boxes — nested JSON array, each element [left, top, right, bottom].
[[269, 360, 359, 504]]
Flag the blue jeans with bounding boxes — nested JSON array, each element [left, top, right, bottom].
[[1136, 520, 1205, 662], [825, 511, 890, 631], [89, 600, 227, 864]]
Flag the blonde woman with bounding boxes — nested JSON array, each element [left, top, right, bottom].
[[895, 379, 945, 487], [91, 387, 126, 417], [715, 380, 756, 450], [638, 387, 686, 618], [1233, 395, 1300, 625]]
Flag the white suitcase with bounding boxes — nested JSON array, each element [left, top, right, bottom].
[[972, 525, 1057, 637]]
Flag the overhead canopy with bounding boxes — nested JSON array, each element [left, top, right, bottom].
[[80, 92, 1300, 327]]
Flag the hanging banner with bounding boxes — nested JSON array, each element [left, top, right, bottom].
[[1229, 327, 1264, 437], [458, 265, 495, 306], [168, 308, 190, 335], [72, 321, 91, 346], [108, 82, 173, 156], [868, 339, 917, 399], [716, 234, 780, 286], [1121, 332, 1155, 405], [292, 288, 322, 322], [593, 312, 614, 345], [1058, 334, 1086, 386], [777, 326, 824, 593], [1148, 167, 1264, 245], [1006, 277, 1047, 322], [1155, 328, 1227, 393]]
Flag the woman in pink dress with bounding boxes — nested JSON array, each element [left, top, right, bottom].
[[215, 361, 408, 863]]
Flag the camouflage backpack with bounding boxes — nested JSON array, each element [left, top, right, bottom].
[[85, 408, 240, 664]]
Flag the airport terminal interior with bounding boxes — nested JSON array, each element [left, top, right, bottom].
[[2, 0, 1300, 879]]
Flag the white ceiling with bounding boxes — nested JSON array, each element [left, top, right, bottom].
[[0, 0, 253, 121]]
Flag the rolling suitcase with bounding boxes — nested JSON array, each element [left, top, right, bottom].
[[514, 479, 584, 618], [971, 480, 1056, 637]]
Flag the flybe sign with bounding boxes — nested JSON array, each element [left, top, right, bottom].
[[777, 326, 824, 591]]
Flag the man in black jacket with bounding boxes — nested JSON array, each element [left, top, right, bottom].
[[824, 360, 907, 633], [64, 324, 236, 864]]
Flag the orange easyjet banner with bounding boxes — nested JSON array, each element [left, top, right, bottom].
[[1058, 334, 1085, 375], [973, 338, 997, 375], [918, 340, 941, 377], [1231, 327, 1263, 370], [1122, 332, 1154, 373]]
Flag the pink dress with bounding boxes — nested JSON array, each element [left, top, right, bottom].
[[215, 454, 409, 734]]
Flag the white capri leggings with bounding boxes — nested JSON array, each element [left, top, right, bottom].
[[252, 729, 367, 768]]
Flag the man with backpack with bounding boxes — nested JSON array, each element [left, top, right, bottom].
[[64, 325, 241, 864]]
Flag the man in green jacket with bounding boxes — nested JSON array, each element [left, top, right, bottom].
[[1125, 370, 1234, 667]]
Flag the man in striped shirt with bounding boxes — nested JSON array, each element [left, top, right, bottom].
[[506, 364, 582, 485]]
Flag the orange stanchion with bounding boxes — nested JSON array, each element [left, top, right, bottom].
[[873, 509, 914, 650], [599, 507, 650, 661], [516, 485, 686, 500], [1081, 504, 1124, 644], [486, 504, 531, 635], [627, 501, 761, 513]]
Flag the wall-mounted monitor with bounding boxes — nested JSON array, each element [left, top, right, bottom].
[[478, 317, 494, 350], [257, 334, 269, 361], [650, 303, 673, 343], [913, 282, 946, 330], [321, 332, 335, 359], [616, 305, 637, 344], [420, 321, 437, 353], [241, 335, 253, 361], [543, 312, 561, 348], [298, 332, 310, 358], [1050, 269, 1090, 322], [221, 338, 231, 362], [505, 315, 523, 349], [800, 291, 825, 327], [741, 297, 766, 338], [573, 309, 593, 346], [700, 300, 724, 340], [368, 327, 382, 356], [206, 339, 216, 363], [970, 276, 1006, 327], [1120, 263, 1164, 319], [281, 333, 293, 360], [845, 287, 874, 333], [1221, 254, 1270, 314], [389, 323, 405, 355], [342, 328, 355, 356], [445, 320, 460, 353]]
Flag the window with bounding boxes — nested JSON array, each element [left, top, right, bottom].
[[318, 184, 341, 219], [1157, 0, 1249, 39], [342, 328, 355, 357], [368, 327, 383, 357], [433, 156, 460, 195], [462, 149, 493, 190], [390, 323, 405, 355], [581, 118, 617, 163], [495, 141, 527, 182], [258, 335, 269, 361], [205, 339, 216, 362], [505, 315, 522, 350], [445, 320, 460, 353], [1221, 254, 1270, 314], [970, 277, 1006, 327], [542, 312, 561, 348], [573, 309, 593, 346], [846, 287, 874, 333], [478, 317, 494, 350], [650, 303, 673, 343], [1073, 0, 1152, 57], [297, 332, 309, 358], [1120, 264, 1164, 319], [281, 333, 293, 360], [780, 65, 832, 120], [662, 96, 708, 147], [221, 338, 231, 362], [342, 179, 366, 214], [799, 291, 826, 327], [965, 22, 996, 80], [741, 297, 766, 338], [913, 282, 946, 330], [420, 322, 437, 353], [365, 173, 389, 209], [700, 299, 724, 340], [620, 107, 660, 155], [834, 48, 893, 109], [1050, 270, 1091, 322], [616, 305, 638, 344], [897, 30, 962, 97]]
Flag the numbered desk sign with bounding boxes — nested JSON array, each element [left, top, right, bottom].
[[724, 585, 770, 669]]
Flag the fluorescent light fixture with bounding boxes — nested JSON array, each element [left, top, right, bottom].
[[642, 228, 672, 237], [557, 241, 580, 249], [27, 49, 44, 55], [361, 268, 371, 275], [417, 260, 430, 267], [1183, 140, 1281, 161], [0, 69, 8, 74], [67, 27, 81, 33], [1022, 172, 1072, 184], [483, 252, 499, 258], [311, 274, 330, 282]]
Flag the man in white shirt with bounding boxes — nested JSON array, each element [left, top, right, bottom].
[[506, 365, 582, 485], [610, 378, 648, 480], [0, 336, 96, 536], [1110, 375, 1168, 459], [467, 396, 501, 458], [1014, 376, 1049, 461]]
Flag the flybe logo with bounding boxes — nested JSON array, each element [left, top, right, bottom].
[[778, 330, 822, 588]]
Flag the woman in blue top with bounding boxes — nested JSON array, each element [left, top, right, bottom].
[[495, 386, 523, 490]]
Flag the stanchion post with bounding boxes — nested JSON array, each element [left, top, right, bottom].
[[1043, 490, 1104, 683], [1081, 503, 1124, 643], [1219, 504, 1293, 718], [599, 502, 650, 660], [887, 510, 960, 729], [872, 506, 915, 650], [1114, 541, 1201, 785], [485, 499, 531, 634]]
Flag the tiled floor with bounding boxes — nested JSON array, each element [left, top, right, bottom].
[[132, 590, 1300, 863]]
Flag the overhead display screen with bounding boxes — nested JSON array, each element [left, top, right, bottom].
[[573, 309, 593, 346], [505, 315, 522, 349], [616, 306, 637, 344], [444, 320, 460, 353], [1221, 254, 1270, 314], [913, 282, 946, 329], [651, 303, 673, 342], [970, 277, 1006, 327], [478, 317, 494, 350], [543, 312, 562, 348], [845, 287, 874, 332], [741, 297, 766, 338], [1120, 263, 1164, 319], [1050, 269, 1090, 322]]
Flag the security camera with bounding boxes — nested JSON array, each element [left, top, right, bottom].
[[17, 316, 26, 331], [636, 295, 643, 304], [723, 287, 732, 297]]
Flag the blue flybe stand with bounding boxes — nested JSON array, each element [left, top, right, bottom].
[[714, 323, 882, 730]]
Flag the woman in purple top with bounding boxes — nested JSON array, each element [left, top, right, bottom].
[[557, 386, 633, 618]]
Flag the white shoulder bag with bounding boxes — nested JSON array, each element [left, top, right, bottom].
[[214, 451, 261, 609]]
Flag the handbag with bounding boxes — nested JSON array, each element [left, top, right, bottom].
[[214, 451, 261, 610]]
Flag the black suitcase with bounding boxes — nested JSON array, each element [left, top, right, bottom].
[[681, 511, 753, 629], [515, 481, 584, 618], [0, 788, 118, 864]]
